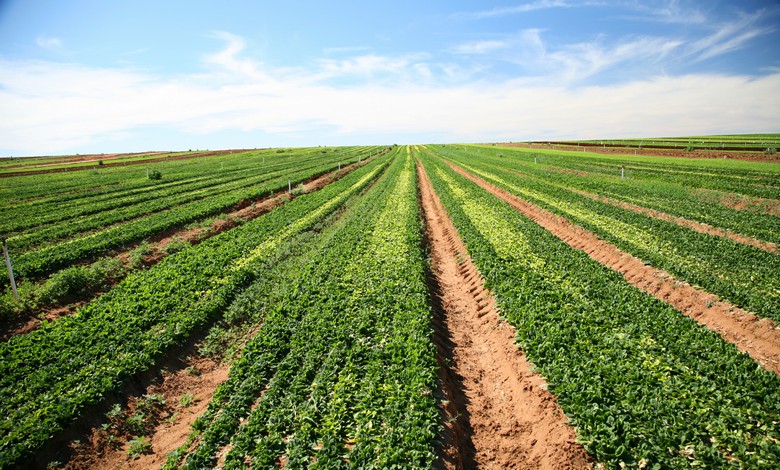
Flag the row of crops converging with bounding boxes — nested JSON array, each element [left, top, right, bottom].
[[0, 144, 778, 468]]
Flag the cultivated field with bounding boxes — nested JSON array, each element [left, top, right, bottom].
[[0, 140, 778, 468]]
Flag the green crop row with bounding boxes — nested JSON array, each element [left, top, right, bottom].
[[433, 149, 780, 321], [419, 152, 780, 468], [5, 153, 375, 284], [2, 147, 379, 234], [455, 146, 780, 246], [0, 148, 335, 235], [0, 153, 391, 467], [0, 147, 311, 204], [169, 150, 438, 469], [5, 154, 339, 252], [460, 145, 780, 200]]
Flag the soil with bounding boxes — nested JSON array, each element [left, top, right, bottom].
[[417, 159, 593, 469], [493, 142, 780, 162], [0, 161, 367, 341], [564, 186, 778, 253], [446, 161, 780, 375], [692, 188, 780, 217], [61, 343, 231, 469]]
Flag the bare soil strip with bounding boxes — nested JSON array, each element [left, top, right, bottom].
[[418, 160, 592, 469], [692, 188, 780, 217], [1, 161, 368, 341], [445, 161, 780, 375], [62, 338, 232, 469], [565, 187, 778, 253]]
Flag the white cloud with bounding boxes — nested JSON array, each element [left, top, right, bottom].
[[35, 36, 62, 50], [624, 0, 707, 25], [453, 40, 508, 55], [458, 0, 596, 20], [450, 29, 683, 84], [1, 32, 778, 156], [687, 11, 774, 62]]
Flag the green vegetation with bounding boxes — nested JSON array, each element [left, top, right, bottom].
[[169, 150, 438, 468], [435, 146, 780, 320], [419, 150, 780, 468], [0, 153, 390, 467], [1, 140, 777, 469], [1, 147, 380, 285], [555, 133, 780, 151]]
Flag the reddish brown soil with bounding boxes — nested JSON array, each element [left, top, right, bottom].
[[566, 187, 778, 253], [418, 159, 593, 469], [446, 161, 780, 375], [493, 142, 780, 162], [692, 188, 780, 217], [1, 161, 367, 340], [64, 348, 230, 469]]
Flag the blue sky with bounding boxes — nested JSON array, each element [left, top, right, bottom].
[[1, 0, 779, 156]]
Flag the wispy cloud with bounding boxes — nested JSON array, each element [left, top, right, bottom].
[[687, 11, 774, 62], [1, 32, 778, 155], [322, 46, 371, 55], [624, 0, 707, 25], [35, 35, 62, 50], [457, 0, 601, 20], [450, 29, 682, 84], [452, 40, 508, 55]]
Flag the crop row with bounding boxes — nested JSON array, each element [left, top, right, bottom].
[[454, 146, 780, 245], [432, 148, 780, 321], [4, 148, 368, 253], [470, 145, 780, 200], [5, 151, 378, 284], [418, 152, 780, 468], [168, 149, 438, 469], [0, 146, 377, 208], [0, 153, 392, 467], [1, 148, 348, 235]]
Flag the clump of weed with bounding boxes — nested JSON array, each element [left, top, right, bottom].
[[129, 241, 154, 269], [127, 436, 151, 459], [163, 236, 189, 255]]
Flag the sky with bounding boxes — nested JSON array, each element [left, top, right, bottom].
[[0, 0, 779, 157]]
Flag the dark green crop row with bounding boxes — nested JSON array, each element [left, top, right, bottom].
[[0, 147, 378, 235], [0, 153, 391, 468], [0, 148, 347, 235], [6, 153, 375, 284], [0, 146, 356, 205], [453, 146, 780, 246], [419, 152, 780, 468], [169, 150, 438, 469], [435, 149, 780, 321], [457, 144, 780, 200], [4, 148, 368, 254]]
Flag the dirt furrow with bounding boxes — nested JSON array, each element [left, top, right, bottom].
[[60, 343, 231, 469], [417, 159, 592, 470], [445, 161, 780, 375], [565, 186, 778, 253]]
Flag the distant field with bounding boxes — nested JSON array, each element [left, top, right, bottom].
[[534, 133, 780, 152]]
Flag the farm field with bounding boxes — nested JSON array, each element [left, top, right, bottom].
[[0, 142, 779, 468], [530, 133, 780, 153]]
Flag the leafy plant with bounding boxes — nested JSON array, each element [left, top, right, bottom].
[[127, 436, 151, 459]]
